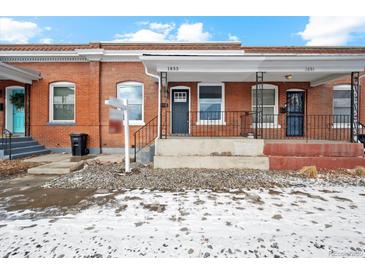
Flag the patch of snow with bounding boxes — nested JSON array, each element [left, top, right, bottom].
[[0, 185, 364, 257]]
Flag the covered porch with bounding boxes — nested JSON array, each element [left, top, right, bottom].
[[141, 52, 365, 144], [0, 62, 41, 136]]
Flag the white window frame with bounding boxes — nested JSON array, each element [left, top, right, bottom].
[[332, 84, 351, 128], [49, 81, 76, 123], [197, 82, 225, 125], [117, 81, 145, 126], [251, 84, 279, 128]]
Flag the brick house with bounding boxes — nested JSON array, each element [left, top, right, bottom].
[[1, 42, 365, 169]]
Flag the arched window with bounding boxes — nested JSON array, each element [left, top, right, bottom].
[[333, 84, 351, 125], [251, 84, 279, 125], [49, 82, 75, 123], [117, 81, 144, 125]]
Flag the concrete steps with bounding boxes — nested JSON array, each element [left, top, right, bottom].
[[156, 138, 265, 156], [154, 155, 269, 169], [154, 138, 268, 169], [153, 138, 365, 170], [0, 136, 51, 160]]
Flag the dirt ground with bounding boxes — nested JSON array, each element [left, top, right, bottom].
[[0, 160, 40, 181]]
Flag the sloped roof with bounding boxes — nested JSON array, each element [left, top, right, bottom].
[[0, 42, 241, 51], [241, 46, 365, 54], [0, 42, 365, 54]]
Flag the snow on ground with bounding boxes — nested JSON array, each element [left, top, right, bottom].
[[0, 184, 365, 258]]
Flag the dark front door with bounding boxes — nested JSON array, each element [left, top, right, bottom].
[[286, 91, 305, 137], [171, 89, 189, 134]]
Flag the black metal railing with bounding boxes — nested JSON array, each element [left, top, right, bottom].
[[162, 111, 352, 141], [133, 116, 158, 162], [1, 128, 13, 160], [163, 111, 254, 138]]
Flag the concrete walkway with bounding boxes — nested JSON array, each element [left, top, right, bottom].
[[26, 153, 123, 175], [24, 153, 72, 163], [27, 153, 84, 175], [28, 160, 85, 175]]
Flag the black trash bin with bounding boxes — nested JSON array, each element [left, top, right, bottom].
[[70, 133, 89, 156]]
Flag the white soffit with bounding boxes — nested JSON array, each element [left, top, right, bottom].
[[0, 62, 41, 84], [164, 71, 349, 86]]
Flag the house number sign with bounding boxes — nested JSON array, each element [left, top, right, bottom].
[[305, 66, 315, 72], [167, 66, 179, 71]]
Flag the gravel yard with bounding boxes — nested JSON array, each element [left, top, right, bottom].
[[0, 160, 365, 258], [44, 160, 365, 190]]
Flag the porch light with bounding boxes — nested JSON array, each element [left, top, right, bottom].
[[285, 74, 293, 80]]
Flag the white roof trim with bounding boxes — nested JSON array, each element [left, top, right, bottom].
[[2, 48, 365, 62], [0, 49, 246, 62], [140, 54, 365, 61]]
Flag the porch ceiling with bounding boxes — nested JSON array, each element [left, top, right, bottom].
[[162, 71, 348, 86], [0, 62, 41, 84], [141, 54, 365, 87]]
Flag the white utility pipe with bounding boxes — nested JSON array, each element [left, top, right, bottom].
[[122, 99, 131, 173]]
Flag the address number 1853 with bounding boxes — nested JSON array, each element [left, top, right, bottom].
[[167, 66, 179, 71]]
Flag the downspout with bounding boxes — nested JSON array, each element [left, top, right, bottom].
[[25, 84, 31, 137], [98, 62, 102, 154], [359, 74, 365, 125], [143, 64, 161, 139]]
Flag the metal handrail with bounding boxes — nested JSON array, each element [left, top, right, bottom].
[[1, 128, 13, 160], [133, 116, 158, 162]]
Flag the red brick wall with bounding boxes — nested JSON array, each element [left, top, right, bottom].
[[1, 61, 363, 149], [307, 75, 365, 122], [166, 82, 310, 137], [167, 80, 360, 140], [100, 62, 158, 148], [2, 62, 101, 150]]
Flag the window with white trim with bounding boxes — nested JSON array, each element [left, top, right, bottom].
[[251, 85, 278, 125], [117, 82, 144, 124], [198, 84, 224, 122], [333, 85, 351, 125], [50, 82, 75, 122]]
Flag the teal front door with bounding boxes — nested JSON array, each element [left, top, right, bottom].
[[12, 89, 25, 134]]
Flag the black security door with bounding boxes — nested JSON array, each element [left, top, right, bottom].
[[286, 91, 305, 136]]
